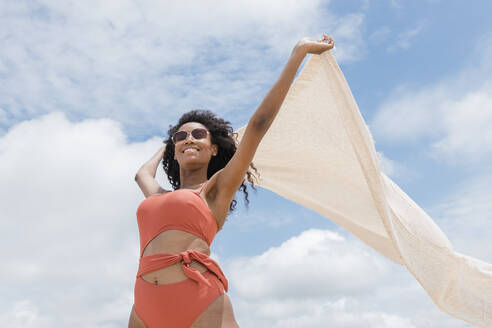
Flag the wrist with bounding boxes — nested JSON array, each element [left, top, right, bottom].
[[292, 44, 308, 58]]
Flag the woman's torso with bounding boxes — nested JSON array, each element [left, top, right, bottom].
[[139, 182, 224, 285]]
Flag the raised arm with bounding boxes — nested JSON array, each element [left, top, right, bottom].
[[135, 144, 168, 198], [213, 35, 334, 215], [251, 34, 334, 130]]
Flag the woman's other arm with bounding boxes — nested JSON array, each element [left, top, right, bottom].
[[135, 144, 167, 197]]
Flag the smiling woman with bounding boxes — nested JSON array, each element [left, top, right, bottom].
[[129, 35, 334, 328], [164, 113, 259, 215], [131, 111, 260, 327]]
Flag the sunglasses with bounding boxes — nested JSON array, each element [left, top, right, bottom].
[[172, 128, 209, 143]]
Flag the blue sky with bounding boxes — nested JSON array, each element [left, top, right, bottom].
[[1, 1, 491, 327]]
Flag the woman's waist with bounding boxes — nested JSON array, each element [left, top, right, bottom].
[[139, 256, 210, 285], [141, 229, 211, 258], [137, 246, 229, 291], [137, 248, 221, 286]]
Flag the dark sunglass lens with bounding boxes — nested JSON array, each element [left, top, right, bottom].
[[173, 131, 187, 142], [192, 128, 208, 139]]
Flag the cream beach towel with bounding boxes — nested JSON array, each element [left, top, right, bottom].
[[235, 52, 492, 327]]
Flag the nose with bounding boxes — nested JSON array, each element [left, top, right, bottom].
[[184, 136, 202, 147], [184, 132, 195, 142]]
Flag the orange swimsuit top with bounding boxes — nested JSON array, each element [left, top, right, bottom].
[[136, 183, 218, 258]]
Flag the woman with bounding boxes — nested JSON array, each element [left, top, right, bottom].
[[129, 34, 335, 328]]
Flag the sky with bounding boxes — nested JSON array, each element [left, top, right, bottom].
[[1, 0, 491, 327]]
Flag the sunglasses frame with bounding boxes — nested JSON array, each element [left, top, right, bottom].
[[172, 128, 210, 144]]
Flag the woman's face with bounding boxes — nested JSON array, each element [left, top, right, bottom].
[[173, 122, 217, 169]]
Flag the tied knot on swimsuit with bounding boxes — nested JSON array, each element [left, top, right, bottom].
[[137, 249, 228, 293], [179, 250, 212, 294]]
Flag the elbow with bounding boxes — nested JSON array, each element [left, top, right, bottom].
[[135, 170, 145, 181], [135, 169, 154, 180]]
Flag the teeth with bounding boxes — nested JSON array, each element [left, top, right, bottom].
[[184, 148, 198, 153]]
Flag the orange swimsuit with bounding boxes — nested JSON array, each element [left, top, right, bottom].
[[133, 182, 228, 327]]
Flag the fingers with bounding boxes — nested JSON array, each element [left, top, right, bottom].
[[317, 34, 334, 44], [301, 34, 334, 55], [311, 35, 335, 55]]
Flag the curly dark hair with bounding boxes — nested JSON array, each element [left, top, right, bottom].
[[162, 109, 260, 214]]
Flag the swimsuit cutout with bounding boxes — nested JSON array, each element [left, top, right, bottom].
[[133, 181, 229, 327]]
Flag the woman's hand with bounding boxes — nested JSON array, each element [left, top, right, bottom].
[[295, 34, 334, 55]]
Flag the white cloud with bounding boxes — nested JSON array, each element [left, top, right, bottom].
[[330, 13, 366, 62], [224, 229, 471, 327], [377, 151, 398, 176], [234, 297, 417, 328], [387, 22, 426, 52], [370, 26, 391, 43], [376, 151, 418, 181], [0, 300, 54, 328], [430, 89, 492, 161], [389, 0, 403, 9], [371, 35, 492, 165], [0, 112, 160, 326], [429, 171, 492, 264], [228, 206, 295, 231], [227, 229, 390, 300], [0, 0, 366, 139]]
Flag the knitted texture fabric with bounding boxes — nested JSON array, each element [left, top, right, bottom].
[[235, 52, 492, 327]]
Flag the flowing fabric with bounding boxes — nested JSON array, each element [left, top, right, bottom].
[[234, 52, 492, 327]]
